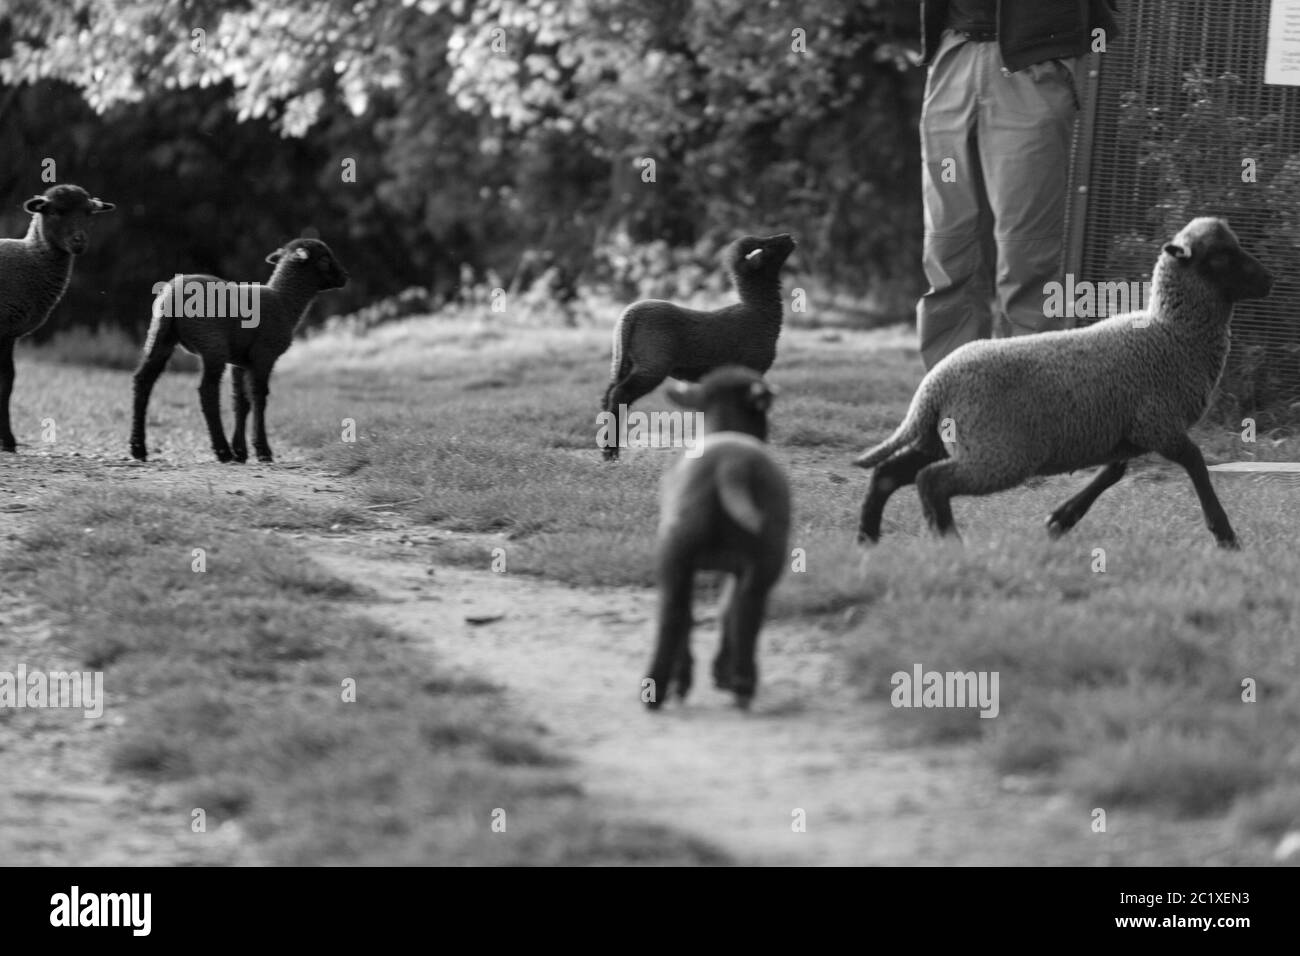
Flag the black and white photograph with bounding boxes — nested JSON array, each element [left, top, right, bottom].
[[0, 0, 1293, 921]]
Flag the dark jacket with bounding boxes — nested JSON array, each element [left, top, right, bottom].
[[921, 0, 1121, 72]]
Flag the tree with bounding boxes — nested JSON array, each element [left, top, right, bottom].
[[0, 0, 924, 331]]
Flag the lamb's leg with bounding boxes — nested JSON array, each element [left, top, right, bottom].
[[249, 365, 274, 462], [858, 447, 944, 543], [1160, 437, 1238, 549], [646, 563, 694, 709], [0, 336, 15, 452], [722, 571, 769, 709], [712, 575, 737, 690], [1046, 461, 1127, 537], [914, 461, 964, 539], [671, 627, 694, 703], [197, 358, 233, 462], [601, 369, 665, 461], [230, 367, 251, 463], [130, 345, 176, 462], [599, 379, 621, 460], [916, 458, 1027, 540]]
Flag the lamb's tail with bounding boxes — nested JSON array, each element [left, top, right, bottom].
[[140, 283, 182, 367], [716, 460, 765, 535], [853, 396, 934, 469], [609, 306, 635, 385]]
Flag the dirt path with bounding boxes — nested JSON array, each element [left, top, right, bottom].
[[1, 450, 1243, 865], [307, 531, 1241, 866]]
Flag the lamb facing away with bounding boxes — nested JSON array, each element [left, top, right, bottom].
[[645, 366, 791, 711], [600, 233, 796, 460], [0, 184, 115, 451], [854, 217, 1272, 549], [130, 238, 348, 463]]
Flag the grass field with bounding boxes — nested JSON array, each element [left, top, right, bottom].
[[275, 314, 1300, 839], [5, 309, 1300, 863], [1, 330, 731, 864]]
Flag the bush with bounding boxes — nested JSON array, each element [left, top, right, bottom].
[[323, 287, 436, 336], [29, 325, 199, 372]]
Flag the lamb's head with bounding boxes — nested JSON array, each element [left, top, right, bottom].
[[667, 365, 776, 441], [726, 233, 797, 282], [22, 184, 115, 256], [266, 238, 349, 290], [1160, 217, 1273, 304]]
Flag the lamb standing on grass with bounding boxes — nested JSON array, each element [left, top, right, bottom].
[[854, 217, 1272, 549], [130, 238, 348, 463], [0, 184, 115, 451], [601, 233, 796, 460], [645, 366, 791, 711]]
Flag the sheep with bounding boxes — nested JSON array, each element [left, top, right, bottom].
[[854, 217, 1273, 549], [644, 365, 791, 711], [601, 233, 796, 461], [129, 238, 348, 463], [0, 184, 115, 451]]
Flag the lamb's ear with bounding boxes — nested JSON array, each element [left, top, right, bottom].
[[23, 196, 48, 214], [666, 382, 701, 409], [266, 248, 285, 264], [744, 248, 764, 265], [1164, 242, 1191, 260], [90, 198, 115, 214], [748, 380, 775, 413]]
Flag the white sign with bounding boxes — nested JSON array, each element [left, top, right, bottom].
[[1266, 0, 1300, 85]]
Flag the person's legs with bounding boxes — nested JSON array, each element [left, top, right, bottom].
[[917, 32, 995, 369], [978, 52, 1079, 338]]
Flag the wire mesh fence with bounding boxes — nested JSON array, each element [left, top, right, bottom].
[[1066, 0, 1300, 422]]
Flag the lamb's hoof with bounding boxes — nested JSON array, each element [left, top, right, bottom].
[[215, 448, 234, 463], [257, 453, 274, 463], [1045, 516, 1068, 538], [724, 672, 755, 704], [1, 444, 15, 454], [672, 670, 692, 701], [856, 530, 878, 547], [129, 444, 147, 462], [232, 447, 248, 463], [602, 447, 620, 462], [1217, 536, 1241, 551]]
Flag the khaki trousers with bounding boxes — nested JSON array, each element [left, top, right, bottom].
[[917, 30, 1080, 369]]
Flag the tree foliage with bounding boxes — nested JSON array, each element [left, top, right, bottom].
[[0, 0, 923, 336]]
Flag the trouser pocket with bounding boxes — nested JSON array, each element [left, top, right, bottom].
[[1055, 56, 1081, 111], [1027, 56, 1081, 111]]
